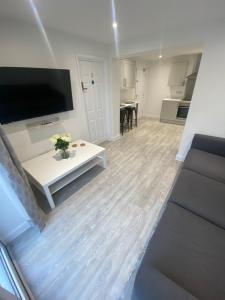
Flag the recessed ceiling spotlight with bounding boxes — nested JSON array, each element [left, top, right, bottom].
[[112, 22, 118, 29], [158, 54, 162, 59]]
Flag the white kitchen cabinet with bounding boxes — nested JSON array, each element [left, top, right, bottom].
[[168, 61, 188, 86], [120, 59, 136, 89], [160, 99, 190, 125], [160, 99, 179, 123]]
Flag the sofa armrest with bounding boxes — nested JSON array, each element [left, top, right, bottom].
[[191, 134, 225, 157]]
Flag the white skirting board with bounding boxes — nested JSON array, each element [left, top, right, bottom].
[[3, 221, 30, 244], [108, 134, 121, 141], [176, 153, 185, 162], [142, 114, 160, 120]]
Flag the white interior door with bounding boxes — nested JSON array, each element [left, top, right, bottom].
[[79, 59, 106, 144]]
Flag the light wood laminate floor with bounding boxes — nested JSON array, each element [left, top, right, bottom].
[[10, 119, 183, 300]]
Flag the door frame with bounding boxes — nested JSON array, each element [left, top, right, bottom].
[[76, 55, 109, 144], [0, 242, 33, 300]]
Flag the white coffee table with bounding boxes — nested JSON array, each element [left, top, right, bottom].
[[22, 140, 107, 209]]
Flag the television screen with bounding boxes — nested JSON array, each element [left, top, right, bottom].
[[0, 67, 74, 124]]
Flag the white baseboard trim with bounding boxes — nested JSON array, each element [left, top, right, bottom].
[[108, 134, 121, 142], [176, 153, 185, 162], [142, 114, 160, 120], [4, 221, 30, 244]]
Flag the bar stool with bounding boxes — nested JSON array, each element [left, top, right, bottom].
[[120, 108, 128, 135], [125, 106, 136, 130], [134, 103, 138, 127]]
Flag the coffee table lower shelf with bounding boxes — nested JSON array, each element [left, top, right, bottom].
[[49, 156, 102, 194], [25, 153, 106, 209]]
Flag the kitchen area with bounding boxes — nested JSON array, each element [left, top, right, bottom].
[[120, 49, 202, 135], [120, 58, 147, 134], [160, 55, 201, 125]]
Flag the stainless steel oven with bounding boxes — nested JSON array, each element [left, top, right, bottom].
[[176, 105, 189, 119]]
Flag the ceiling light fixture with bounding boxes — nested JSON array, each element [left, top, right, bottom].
[[112, 22, 118, 29], [158, 54, 162, 59]]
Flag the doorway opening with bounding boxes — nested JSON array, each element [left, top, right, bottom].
[[119, 45, 203, 139]]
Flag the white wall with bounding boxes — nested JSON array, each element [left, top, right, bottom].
[[144, 60, 170, 119], [0, 19, 111, 162], [177, 35, 225, 160], [0, 18, 115, 242], [120, 88, 135, 102], [143, 54, 200, 119], [0, 172, 31, 244], [109, 58, 120, 140], [135, 61, 150, 118]]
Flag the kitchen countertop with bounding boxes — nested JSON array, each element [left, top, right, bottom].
[[120, 100, 138, 108], [163, 98, 191, 103]]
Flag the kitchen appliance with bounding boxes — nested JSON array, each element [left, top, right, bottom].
[[177, 104, 189, 119]]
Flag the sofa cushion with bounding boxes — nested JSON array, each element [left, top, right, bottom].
[[169, 169, 225, 229], [191, 134, 225, 158], [183, 148, 225, 183], [133, 265, 198, 300], [141, 203, 225, 300]]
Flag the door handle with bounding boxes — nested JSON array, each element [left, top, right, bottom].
[[81, 82, 88, 92]]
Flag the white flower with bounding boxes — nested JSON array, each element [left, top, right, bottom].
[[50, 133, 72, 145], [50, 137, 57, 145], [50, 134, 61, 145], [61, 136, 72, 143]]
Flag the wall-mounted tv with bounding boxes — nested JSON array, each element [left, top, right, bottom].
[[0, 67, 74, 124]]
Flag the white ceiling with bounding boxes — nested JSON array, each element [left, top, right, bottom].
[[0, 0, 225, 44]]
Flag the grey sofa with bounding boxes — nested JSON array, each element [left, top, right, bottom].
[[132, 134, 225, 300]]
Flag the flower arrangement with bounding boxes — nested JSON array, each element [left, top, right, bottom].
[[50, 133, 72, 159]]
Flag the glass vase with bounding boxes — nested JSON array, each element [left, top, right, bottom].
[[61, 149, 70, 159]]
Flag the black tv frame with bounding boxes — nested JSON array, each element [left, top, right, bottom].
[[0, 67, 74, 124]]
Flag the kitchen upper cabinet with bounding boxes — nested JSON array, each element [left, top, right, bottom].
[[120, 59, 136, 89], [168, 61, 188, 86]]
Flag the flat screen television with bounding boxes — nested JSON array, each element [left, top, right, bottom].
[[0, 67, 74, 124]]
